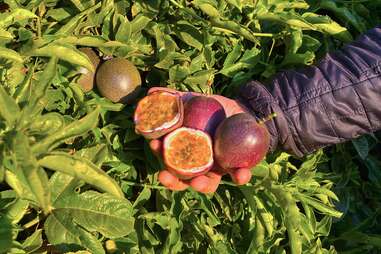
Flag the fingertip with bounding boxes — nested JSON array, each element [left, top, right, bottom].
[[149, 139, 162, 155], [190, 175, 210, 193], [158, 170, 188, 191], [230, 168, 252, 185], [190, 172, 221, 193]]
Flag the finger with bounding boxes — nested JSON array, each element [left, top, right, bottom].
[[158, 170, 189, 191], [229, 168, 252, 185], [149, 139, 162, 156], [190, 171, 222, 193], [148, 87, 179, 95]]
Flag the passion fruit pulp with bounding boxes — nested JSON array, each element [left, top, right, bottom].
[[77, 48, 101, 92], [214, 113, 270, 170], [134, 91, 183, 139], [163, 127, 213, 179], [95, 58, 141, 103]]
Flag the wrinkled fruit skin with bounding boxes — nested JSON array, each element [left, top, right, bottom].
[[96, 58, 141, 103], [183, 96, 226, 136], [134, 91, 184, 140], [77, 48, 101, 92], [163, 127, 213, 179], [214, 113, 270, 170]]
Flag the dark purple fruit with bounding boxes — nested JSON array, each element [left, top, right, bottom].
[[214, 113, 270, 170], [183, 96, 226, 135], [96, 58, 141, 103], [77, 48, 101, 92]]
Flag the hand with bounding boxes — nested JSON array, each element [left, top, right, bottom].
[[147, 87, 254, 193]]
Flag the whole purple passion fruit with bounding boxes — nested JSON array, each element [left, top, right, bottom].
[[77, 48, 101, 92], [134, 91, 183, 139], [214, 113, 270, 170], [96, 58, 141, 103], [163, 127, 213, 179], [183, 96, 226, 135]]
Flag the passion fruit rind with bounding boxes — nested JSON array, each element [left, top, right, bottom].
[[183, 96, 226, 136], [134, 91, 184, 140], [214, 113, 270, 170], [163, 127, 214, 180]]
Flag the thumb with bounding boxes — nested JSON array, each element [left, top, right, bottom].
[[229, 168, 252, 185]]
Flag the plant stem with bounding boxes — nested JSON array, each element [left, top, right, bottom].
[[122, 180, 167, 190], [23, 216, 40, 229]]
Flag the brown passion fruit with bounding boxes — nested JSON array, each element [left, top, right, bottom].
[[163, 127, 213, 179], [77, 48, 101, 92], [95, 58, 141, 103], [134, 91, 183, 139]]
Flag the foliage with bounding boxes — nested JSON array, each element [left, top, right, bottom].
[[0, 0, 380, 253]]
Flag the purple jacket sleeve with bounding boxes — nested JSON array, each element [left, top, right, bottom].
[[238, 26, 381, 157]]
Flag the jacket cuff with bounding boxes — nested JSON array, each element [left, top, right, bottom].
[[237, 81, 304, 157]]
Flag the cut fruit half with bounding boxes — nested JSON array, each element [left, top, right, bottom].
[[134, 91, 183, 139], [163, 127, 213, 179]]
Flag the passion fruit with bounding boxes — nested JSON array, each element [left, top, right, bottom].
[[134, 91, 183, 139], [77, 48, 101, 92], [183, 96, 226, 135], [95, 58, 141, 103], [214, 113, 270, 170], [163, 127, 213, 179]]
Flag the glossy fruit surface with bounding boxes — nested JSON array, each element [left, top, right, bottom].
[[214, 113, 270, 170], [183, 96, 226, 135], [134, 91, 183, 139], [163, 127, 213, 179], [95, 58, 141, 103], [77, 48, 100, 92]]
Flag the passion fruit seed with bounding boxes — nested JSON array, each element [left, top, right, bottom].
[[77, 48, 101, 92], [95, 58, 141, 103], [183, 96, 226, 135], [163, 127, 213, 179], [214, 113, 270, 170], [134, 91, 183, 139]]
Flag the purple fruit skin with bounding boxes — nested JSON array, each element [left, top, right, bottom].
[[183, 96, 226, 135], [214, 113, 270, 170]]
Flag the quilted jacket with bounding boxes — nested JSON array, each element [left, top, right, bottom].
[[238, 26, 381, 157]]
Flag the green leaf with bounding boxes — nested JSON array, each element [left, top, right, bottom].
[[0, 215, 13, 254], [0, 47, 23, 62], [3, 198, 29, 224], [295, 193, 343, 218], [195, 3, 220, 18], [174, 21, 204, 50], [131, 14, 152, 34], [19, 57, 57, 120], [39, 152, 124, 198], [352, 136, 369, 160], [54, 3, 101, 35], [12, 132, 51, 214], [27, 112, 65, 136], [0, 85, 20, 126], [26, 44, 94, 72], [302, 12, 353, 42], [53, 191, 135, 238], [45, 214, 105, 254], [4, 170, 37, 203], [22, 229, 43, 254], [0, 8, 36, 28], [32, 107, 100, 155]]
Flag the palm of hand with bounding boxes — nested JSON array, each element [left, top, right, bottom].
[[147, 87, 253, 193]]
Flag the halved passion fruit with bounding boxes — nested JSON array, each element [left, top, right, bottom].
[[134, 91, 183, 139], [163, 127, 213, 179]]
